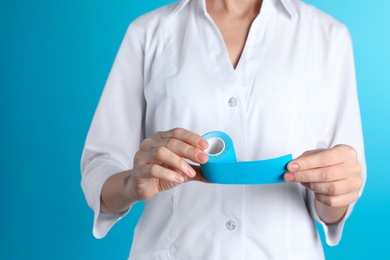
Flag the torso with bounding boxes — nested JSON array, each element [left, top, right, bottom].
[[128, 0, 355, 258]]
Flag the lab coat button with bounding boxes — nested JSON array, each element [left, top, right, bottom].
[[226, 220, 237, 230], [228, 97, 238, 107]]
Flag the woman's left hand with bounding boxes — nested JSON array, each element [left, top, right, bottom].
[[284, 145, 363, 222]]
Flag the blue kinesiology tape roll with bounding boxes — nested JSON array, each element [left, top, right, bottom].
[[200, 131, 293, 185]]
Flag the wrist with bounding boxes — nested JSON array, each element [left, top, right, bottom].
[[315, 199, 349, 225], [100, 170, 136, 213], [123, 169, 139, 203]]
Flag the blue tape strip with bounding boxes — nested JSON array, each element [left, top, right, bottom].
[[200, 131, 292, 185]]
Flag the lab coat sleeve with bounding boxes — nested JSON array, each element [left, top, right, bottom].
[[307, 24, 367, 246], [80, 24, 145, 239]]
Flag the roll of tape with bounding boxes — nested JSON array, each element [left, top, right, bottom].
[[200, 131, 292, 185]]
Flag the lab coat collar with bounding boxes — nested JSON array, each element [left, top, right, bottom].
[[172, 0, 299, 17]]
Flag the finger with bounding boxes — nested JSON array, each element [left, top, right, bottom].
[[164, 138, 208, 164], [146, 128, 209, 164], [159, 128, 209, 149], [302, 177, 363, 196], [315, 191, 360, 208], [147, 135, 208, 164], [139, 164, 185, 184], [187, 165, 210, 183], [153, 146, 198, 178], [285, 156, 361, 183], [134, 149, 153, 166], [139, 137, 154, 150], [287, 145, 355, 172], [136, 142, 203, 178]]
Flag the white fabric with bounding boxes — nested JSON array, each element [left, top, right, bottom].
[[80, 0, 366, 259]]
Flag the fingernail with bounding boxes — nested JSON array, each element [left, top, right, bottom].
[[197, 152, 207, 162], [187, 167, 196, 177], [175, 175, 185, 183], [198, 139, 208, 149], [284, 173, 295, 182], [289, 163, 299, 171]]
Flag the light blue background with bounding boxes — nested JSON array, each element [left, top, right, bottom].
[[1, 0, 389, 259]]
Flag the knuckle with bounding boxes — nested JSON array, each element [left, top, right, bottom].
[[321, 195, 335, 207], [348, 146, 358, 158], [315, 194, 337, 207], [166, 138, 179, 149], [319, 152, 331, 167], [327, 197, 337, 207], [141, 138, 152, 148], [171, 156, 186, 172], [328, 183, 338, 196], [355, 177, 363, 190], [155, 146, 168, 160], [161, 168, 171, 180], [295, 172, 305, 183], [318, 152, 331, 169], [179, 159, 188, 171], [305, 183, 314, 191], [321, 198, 330, 207], [148, 164, 159, 174], [315, 193, 327, 206], [171, 127, 184, 137], [153, 131, 163, 139], [134, 151, 143, 163], [340, 145, 357, 159], [184, 145, 196, 157], [321, 169, 334, 182], [146, 164, 158, 179], [149, 164, 169, 180]]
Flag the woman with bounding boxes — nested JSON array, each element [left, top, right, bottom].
[[81, 0, 366, 258]]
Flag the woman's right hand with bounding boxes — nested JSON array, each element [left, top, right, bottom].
[[128, 128, 209, 201], [100, 128, 209, 213]]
